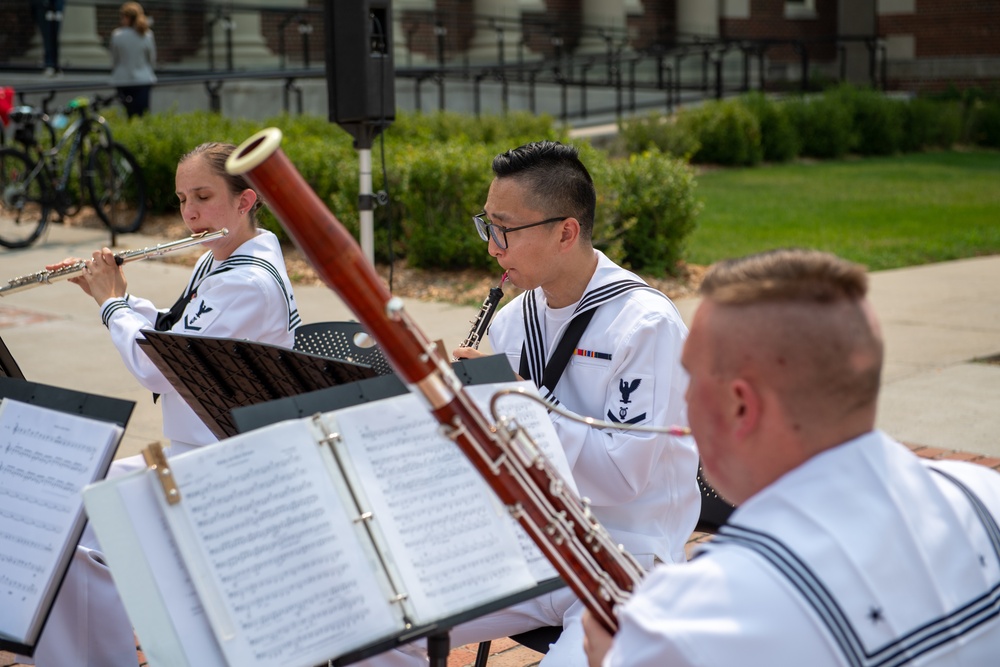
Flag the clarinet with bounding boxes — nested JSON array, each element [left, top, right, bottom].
[[459, 272, 507, 350], [226, 128, 644, 633], [0, 230, 229, 297]]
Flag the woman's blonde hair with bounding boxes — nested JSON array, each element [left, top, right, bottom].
[[120, 2, 150, 35]]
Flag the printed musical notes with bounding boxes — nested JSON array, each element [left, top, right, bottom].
[[79, 380, 571, 667], [0, 398, 122, 647], [160, 420, 400, 667], [329, 393, 537, 621], [113, 472, 228, 665]]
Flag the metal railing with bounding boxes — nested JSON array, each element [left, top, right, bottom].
[[4, 0, 887, 124]]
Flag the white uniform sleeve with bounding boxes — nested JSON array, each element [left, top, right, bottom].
[[100, 296, 174, 395], [553, 311, 688, 506], [123, 293, 164, 323], [100, 267, 287, 395]]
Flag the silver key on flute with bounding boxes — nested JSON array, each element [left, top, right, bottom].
[[0, 229, 228, 297]]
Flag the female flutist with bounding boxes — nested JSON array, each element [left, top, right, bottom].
[[49, 141, 299, 453], [26, 142, 299, 667]]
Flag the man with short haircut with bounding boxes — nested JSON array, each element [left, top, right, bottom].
[[583, 248, 1000, 666], [423, 140, 700, 664]]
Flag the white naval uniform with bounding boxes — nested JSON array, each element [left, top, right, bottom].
[[356, 251, 701, 667], [25, 229, 299, 667], [102, 228, 300, 447], [490, 250, 700, 566], [606, 430, 1000, 667]]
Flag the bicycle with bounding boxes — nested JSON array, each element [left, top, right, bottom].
[[0, 94, 147, 249]]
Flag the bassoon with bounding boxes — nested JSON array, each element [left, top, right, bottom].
[[225, 128, 644, 633]]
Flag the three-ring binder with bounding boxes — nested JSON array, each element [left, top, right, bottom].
[[142, 442, 181, 505]]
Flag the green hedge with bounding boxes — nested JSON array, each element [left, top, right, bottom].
[[617, 111, 700, 160], [613, 148, 701, 275], [105, 109, 700, 274], [101, 87, 995, 274], [783, 93, 854, 159], [968, 99, 1000, 148], [394, 143, 497, 269], [741, 92, 800, 162], [902, 98, 963, 151], [617, 85, 997, 165], [677, 99, 763, 166]]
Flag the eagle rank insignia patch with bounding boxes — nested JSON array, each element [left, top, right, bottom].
[[183, 298, 220, 332], [606, 372, 652, 425]]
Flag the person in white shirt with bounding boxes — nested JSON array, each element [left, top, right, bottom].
[[26, 141, 299, 667], [427, 140, 699, 666], [583, 248, 1000, 666]]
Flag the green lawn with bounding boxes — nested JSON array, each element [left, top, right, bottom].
[[686, 150, 1000, 271]]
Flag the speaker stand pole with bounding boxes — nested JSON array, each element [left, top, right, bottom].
[[358, 147, 375, 265]]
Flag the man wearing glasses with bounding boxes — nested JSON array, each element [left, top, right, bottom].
[[443, 140, 701, 664]]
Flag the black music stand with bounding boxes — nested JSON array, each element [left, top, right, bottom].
[[230, 354, 561, 667], [136, 330, 378, 440], [334, 578, 565, 667], [231, 353, 516, 433], [0, 333, 25, 379], [0, 377, 133, 656], [0, 376, 134, 428]]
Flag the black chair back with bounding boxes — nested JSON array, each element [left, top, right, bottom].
[[294, 321, 394, 376]]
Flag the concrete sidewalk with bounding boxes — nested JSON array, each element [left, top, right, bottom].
[[2, 222, 999, 460]]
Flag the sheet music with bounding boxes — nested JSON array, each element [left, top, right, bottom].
[[113, 472, 227, 665], [328, 385, 548, 622], [162, 420, 401, 667], [0, 398, 122, 644], [464, 382, 577, 582]]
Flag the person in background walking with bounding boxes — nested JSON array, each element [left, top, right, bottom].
[[31, 0, 64, 77], [110, 1, 156, 118]]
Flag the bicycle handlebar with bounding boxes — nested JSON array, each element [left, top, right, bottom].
[[10, 94, 119, 126]]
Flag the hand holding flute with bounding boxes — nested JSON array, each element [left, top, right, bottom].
[[46, 247, 127, 304]]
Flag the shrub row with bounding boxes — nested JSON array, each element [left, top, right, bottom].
[[109, 110, 699, 275], [620, 85, 1000, 166]]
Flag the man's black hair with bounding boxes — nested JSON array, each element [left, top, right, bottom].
[[491, 140, 596, 240]]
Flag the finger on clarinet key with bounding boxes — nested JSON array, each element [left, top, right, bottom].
[[453, 346, 485, 361]]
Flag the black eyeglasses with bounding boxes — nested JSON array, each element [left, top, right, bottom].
[[473, 212, 568, 250]]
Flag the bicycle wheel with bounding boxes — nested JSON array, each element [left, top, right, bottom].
[[61, 146, 89, 218], [0, 148, 52, 249], [87, 141, 147, 234]]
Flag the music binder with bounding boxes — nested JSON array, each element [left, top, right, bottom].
[[136, 330, 379, 439], [0, 382, 131, 656], [82, 380, 572, 667]]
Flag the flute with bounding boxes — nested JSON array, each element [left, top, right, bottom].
[[0, 229, 228, 297], [459, 271, 507, 351]]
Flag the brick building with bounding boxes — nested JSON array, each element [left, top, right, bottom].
[[0, 0, 996, 93]]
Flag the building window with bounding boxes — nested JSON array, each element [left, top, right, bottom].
[[785, 0, 818, 19]]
